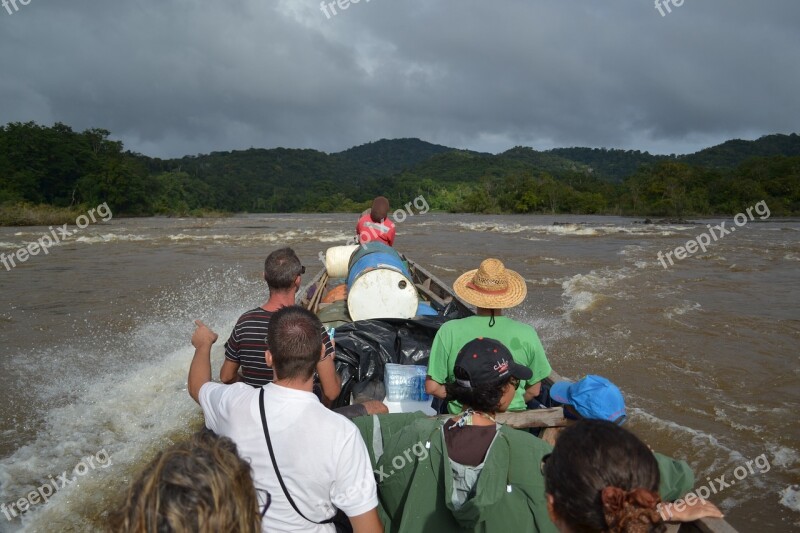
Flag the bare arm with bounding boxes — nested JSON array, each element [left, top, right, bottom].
[[349, 508, 383, 533], [425, 376, 447, 400], [664, 499, 724, 522], [523, 381, 542, 403], [220, 359, 241, 384], [189, 320, 218, 403], [316, 354, 342, 406]]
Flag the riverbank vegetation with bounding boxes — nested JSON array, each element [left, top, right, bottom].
[[1, 122, 798, 224]]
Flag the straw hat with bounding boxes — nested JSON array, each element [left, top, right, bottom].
[[453, 258, 527, 309]]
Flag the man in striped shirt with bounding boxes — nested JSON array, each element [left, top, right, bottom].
[[220, 247, 341, 405]]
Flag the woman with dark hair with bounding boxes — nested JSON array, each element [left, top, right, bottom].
[[114, 429, 263, 533], [352, 337, 559, 532], [543, 420, 723, 533], [442, 337, 526, 468]]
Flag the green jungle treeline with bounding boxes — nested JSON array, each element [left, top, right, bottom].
[[1, 122, 798, 225]]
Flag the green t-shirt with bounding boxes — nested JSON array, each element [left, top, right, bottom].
[[427, 315, 552, 413]]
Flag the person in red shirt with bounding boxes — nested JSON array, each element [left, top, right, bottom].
[[356, 196, 396, 246]]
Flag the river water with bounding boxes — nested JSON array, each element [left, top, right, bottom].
[[0, 213, 798, 532]]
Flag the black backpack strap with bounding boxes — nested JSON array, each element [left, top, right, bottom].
[[259, 388, 334, 525]]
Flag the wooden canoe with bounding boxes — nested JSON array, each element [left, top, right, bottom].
[[298, 253, 738, 533]]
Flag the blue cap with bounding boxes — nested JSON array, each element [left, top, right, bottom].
[[550, 375, 626, 425]]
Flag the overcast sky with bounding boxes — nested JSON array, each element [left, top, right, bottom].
[[1, 0, 798, 158]]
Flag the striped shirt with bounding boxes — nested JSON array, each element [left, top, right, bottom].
[[224, 307, 334, 388]]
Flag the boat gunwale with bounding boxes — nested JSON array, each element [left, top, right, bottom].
[[300, 254, 738, 533]]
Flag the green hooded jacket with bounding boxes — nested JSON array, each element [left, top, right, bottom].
[[353, 413, 696, 533], [353, 413, 557, 533]]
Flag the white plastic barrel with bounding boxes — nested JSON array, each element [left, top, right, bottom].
[[325, 245, 360, 278], [347, 266, 419, 321]]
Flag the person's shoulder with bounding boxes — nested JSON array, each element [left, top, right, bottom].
[[499, 425, 552, 453], [315, 404, 369, 440], [440, 315, 477, 331], [500, 316, 538, 335], [236, 307, 270, 322], [200, 382, 257, 410], [211, 381, 258, 399]]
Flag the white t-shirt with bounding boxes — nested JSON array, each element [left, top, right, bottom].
[[199, 382, 378, 533]]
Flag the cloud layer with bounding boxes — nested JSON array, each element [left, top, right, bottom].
[[1, 0, 798, 157]]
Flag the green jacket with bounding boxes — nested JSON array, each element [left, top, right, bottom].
[[353, 413, 697, 533], [353, 413, 557, 533], [655, 452, 695, 501]]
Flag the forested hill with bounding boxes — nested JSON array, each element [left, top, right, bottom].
[[681, 134, 800, 168], [333, 138, 460, 176], [547, 134, 800, 181], [1, 122, 798, 223]]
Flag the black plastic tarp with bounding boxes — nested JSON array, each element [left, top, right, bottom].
[[330, 302, 469, 407]]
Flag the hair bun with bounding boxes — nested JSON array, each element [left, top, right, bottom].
[[602, 486, 664, 533]]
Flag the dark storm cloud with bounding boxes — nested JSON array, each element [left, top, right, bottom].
[[0, 0, 798, 157]]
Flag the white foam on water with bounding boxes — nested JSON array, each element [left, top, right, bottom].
[[317, 232, 355, 243], [165, 229, 352, 245], [456, 221, 691, 237], [780, 485, 800, 514], [766, 444, 800, 469], [664, 301, 701, 321], [618, 244, 645, 256], [0, 242, 18, 250], [74, 233, 149, 244], [629, 407, 742, 462], [712, 407, 765, 433], [525, 276, 572, 287], [560, 268, 634, 318], [537, 257, 565, 265], [167, 233, 238, 242], [784, 253, 800, 262], [0, 268, 260, 532], [0, 338, 236, 531]]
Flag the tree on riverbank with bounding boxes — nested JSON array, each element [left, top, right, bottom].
[[1, 122, 798, 224]]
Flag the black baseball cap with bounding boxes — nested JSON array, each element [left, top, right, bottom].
[[454, 338, 532, 388]]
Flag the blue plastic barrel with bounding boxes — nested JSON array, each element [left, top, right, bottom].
[[416, 302, 439, 316], [348, 241, 397, 271], [346, 251, 419, 321], [347, 252, 411, 288]]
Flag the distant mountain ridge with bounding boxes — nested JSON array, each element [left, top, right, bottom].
[[1, 122, 798, 220], [329, 133, 800, 182], [333, 138, 458, 177]]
